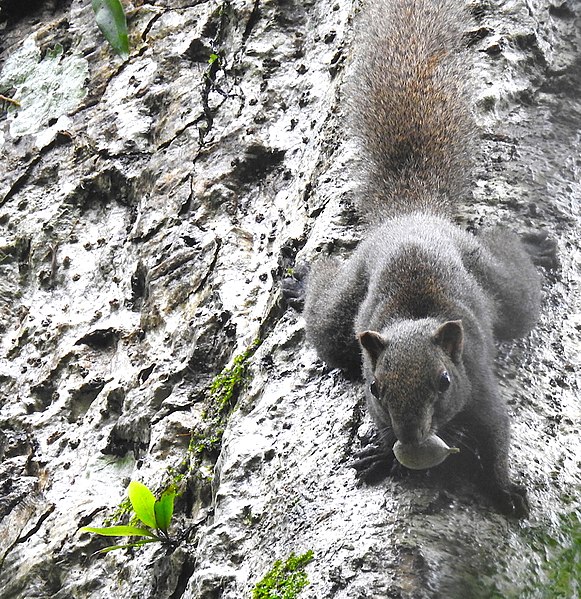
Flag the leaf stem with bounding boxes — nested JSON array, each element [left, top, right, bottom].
[[0, 94, 20, 107]]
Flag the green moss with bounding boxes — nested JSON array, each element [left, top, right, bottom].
[[166, 339, 262, 488], [252, 551, 314, 599], [524, 510, 581, 599], [209, 338, 261, 415], [150, 339, 262, 526], [188, 428, 224, 456], [163, 466, 187, 492], [104, 497, 133, 526], [541, 511, 580, 598]]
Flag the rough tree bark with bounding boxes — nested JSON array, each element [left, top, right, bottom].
[[0, 1, 579, 598]]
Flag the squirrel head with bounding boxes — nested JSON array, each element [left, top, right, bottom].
[[357, 318, 470, 445]]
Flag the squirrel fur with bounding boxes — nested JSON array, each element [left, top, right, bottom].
[[283, 0, 558, 517]]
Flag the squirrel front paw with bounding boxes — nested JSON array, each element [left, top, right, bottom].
[[281, 263, 310, 311], [349, 444, 404, 483], [522, 231, 559, 271]]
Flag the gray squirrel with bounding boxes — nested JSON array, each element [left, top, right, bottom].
[[283, 0, 558, 517]]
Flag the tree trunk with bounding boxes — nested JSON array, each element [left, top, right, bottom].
[[0, 0, 579, 598]]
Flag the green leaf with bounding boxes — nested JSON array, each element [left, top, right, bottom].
[[97, 539, 159, 553], [92, 0, 130, 59], [154, 486, 176, 534], [128, 481, 157, 529], [79, 525, 158, 538]]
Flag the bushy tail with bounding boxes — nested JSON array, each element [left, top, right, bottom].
[[349, 0, 474, 220]]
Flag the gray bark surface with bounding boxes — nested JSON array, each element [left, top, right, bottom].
[[0, 1, 579, 598]]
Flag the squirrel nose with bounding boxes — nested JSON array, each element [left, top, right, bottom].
[[395, 424, 425, 446]]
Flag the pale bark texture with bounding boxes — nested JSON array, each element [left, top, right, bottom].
[[0, 1, 579, 598]]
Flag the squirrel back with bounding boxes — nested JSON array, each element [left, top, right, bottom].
[[349, 0, 474, 219]]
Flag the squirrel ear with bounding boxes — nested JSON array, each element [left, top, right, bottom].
[[433, 320, 463, 362], [357, 331, 386, 367]]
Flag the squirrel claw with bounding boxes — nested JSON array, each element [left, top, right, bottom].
[[281, 278, 305, 311], [350, 445, 403, 483], [493, 483, 530, 519], [281, 263, 310, 311]]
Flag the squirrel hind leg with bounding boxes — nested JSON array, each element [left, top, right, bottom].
[[476, 227, 543, 340], [281, 263, 311, 311], [521, 230, 560, 271], [491, 483, 530, 519]]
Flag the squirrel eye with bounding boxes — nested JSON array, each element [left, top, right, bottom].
[[438, 370, 451, 392], [370, 380, 380, 398]]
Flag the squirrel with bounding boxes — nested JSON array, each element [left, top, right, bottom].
[[282, 0, 558, 518]]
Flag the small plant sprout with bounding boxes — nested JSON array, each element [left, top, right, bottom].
[[208, 53, 221, 66], [80, 481, 176, 553]]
